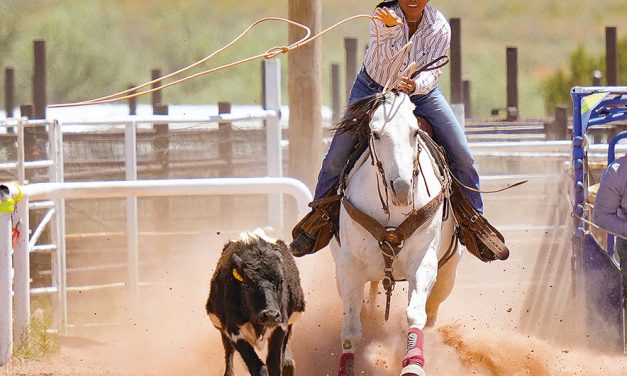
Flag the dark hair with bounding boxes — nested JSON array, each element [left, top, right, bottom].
[[376, 0, 398, 8], [331, 93, 385, 139]]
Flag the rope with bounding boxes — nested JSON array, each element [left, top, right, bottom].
[[50, 14, 384, 108]]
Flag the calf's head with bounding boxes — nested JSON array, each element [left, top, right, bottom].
[[231, 232, 288, 326]]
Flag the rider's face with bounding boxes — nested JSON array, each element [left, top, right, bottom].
[[398, 0, 428, 21]]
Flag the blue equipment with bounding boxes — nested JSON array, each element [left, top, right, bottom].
[[571, 86, 627, 354]]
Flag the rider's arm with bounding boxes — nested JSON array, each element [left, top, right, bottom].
[[593, 160, 627, 237], [411, 19, 450, 95], [369, 9, 403, 45]]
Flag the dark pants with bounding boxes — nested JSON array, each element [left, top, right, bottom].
[[314, 68, 483, 212], [617, 237, 627, 306]]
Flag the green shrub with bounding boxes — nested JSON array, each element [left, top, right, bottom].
[[13, 306, 60, 359], [543, 39, 627, 112]]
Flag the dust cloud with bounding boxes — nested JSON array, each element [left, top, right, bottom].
[[4, 200, 627, 376]]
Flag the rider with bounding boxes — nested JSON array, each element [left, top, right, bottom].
[[291, 0, 493, 258], [593, 154, 627, 307]]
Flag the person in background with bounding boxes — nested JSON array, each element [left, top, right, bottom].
[[593, 154, 627, 301]]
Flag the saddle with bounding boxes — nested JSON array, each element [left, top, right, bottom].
[[290, 118, 509, 262]]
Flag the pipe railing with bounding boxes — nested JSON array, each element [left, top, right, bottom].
[[0, 177, 312, 365]]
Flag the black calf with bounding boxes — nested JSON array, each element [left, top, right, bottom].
[[206, 230, 305, 376]]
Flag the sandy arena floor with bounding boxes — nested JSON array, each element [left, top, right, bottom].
[[3, 179, 627, 376]]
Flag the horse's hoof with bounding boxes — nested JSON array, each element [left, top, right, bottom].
[[400, 362, 426, 376], [338, 352, 355, 376]]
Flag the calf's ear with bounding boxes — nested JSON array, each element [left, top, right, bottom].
[[274, 240, 288, 251]]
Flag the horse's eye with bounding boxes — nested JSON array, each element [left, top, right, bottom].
[[372, 132, 380, 140]]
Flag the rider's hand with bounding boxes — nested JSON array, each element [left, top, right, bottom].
[[397, 76, 416, 94], [375, 7, 402, 27]]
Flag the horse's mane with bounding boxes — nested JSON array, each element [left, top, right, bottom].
[[331, 92, 386, 139]]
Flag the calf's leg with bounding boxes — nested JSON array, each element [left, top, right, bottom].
[[267, 327, 287, 376], [220, 332, 235, 376], [282, 325, 295, 376], [234, 339, 268, 376]]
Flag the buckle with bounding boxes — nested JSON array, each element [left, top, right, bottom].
[[322, 213, 330, 221], [383, 227, 404, 246], [470, 214, 479, 223]]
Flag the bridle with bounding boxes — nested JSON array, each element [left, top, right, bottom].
[[340, 92, 451, 321], [366, 104, 424, 216]]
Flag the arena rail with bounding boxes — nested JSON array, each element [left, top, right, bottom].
[[0, 177, 312, 364]]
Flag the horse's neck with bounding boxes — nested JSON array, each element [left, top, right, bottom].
[[344, 146, 442, 223]]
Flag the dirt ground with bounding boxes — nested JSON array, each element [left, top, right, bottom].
[[3, 188, 627, 375]]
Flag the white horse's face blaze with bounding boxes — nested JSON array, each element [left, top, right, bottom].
[[370, 93, 420, 206]]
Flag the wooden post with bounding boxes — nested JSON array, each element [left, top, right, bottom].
[[128, 85, 137, 115], [450, 18, 463, 104], [554, 106, 569, 140], [4, 68, 14, 120], [463, 79, 472, 119], [593, 70, 603, 86], [151, 69, 162, 110], [605, 27, 618, 86], [288, 0, 322, 189], [218, 102, 234, 228], [506, 47, 519, 121], [218, 102, 233, 175], [331, 63, 341, 123], [19, 105, 33, 119], [33, 40, 46, 120], [344, 37, 358, 101]]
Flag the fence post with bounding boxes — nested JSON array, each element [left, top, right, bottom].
[[593, 70, 603, 86], [0, 185, 15, 365], [4, 68, 15, 123], [124, 120, 139, 314], [463, 79, 472, 119], [331, 63, 341, 123], [33, 40, 46, 120], [449, 18, 465, 127], [605, 26, 618, 86], [450, 18, 462, 104], [218, 102, 234, 228], [344, 37, 358, 100], [555, 105, 569, 140], [506, 47, 519, 121], [263, 60, 283, 232], [128, 85, 137, 115], [545, 105, 569, 140], [13, 191, 30, 347], [20, 105, 33, 119]]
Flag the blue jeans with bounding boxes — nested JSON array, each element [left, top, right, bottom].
[[314, 68, 483, 212]]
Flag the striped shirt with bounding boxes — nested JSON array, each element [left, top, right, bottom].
[[363, 3, 450, 95]]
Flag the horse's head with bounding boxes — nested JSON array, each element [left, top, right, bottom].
[[336, 91, 421, 207]]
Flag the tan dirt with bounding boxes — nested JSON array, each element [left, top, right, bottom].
[[2, 201, 627, 376]]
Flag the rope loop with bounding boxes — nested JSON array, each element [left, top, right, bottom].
[[264, 46, 290, 59]]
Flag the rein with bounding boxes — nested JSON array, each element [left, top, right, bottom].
[[341, 108, 451, 320]]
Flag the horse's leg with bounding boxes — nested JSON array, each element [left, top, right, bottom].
[[336, 262, 366, 376], [425, 238, 462, 327], [402, 247, 439, 376]]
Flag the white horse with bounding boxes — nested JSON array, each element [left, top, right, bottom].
[[330, 91, 462, 376]]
